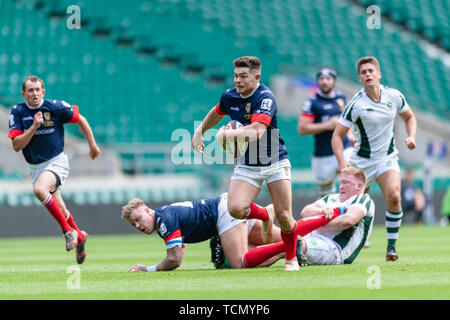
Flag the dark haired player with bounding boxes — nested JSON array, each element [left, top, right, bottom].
[[192, 56, 299, 271], [298, 67, 353, 197]]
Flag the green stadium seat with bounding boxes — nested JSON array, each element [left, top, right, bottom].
[[1, 0, 449, 176]]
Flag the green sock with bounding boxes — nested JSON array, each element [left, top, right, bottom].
[[386, 210, 403, 248], [224, 258, 230, 269]]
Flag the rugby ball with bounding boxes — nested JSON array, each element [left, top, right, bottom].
[[221, 120, 248, 158]]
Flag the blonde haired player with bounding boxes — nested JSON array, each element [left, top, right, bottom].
[[331, 56, 417, 261], [240, 166, 374, 267]]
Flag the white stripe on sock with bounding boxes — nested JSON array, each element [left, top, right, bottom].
[[385, 211, 403, 219], [385, 220, 402, 228]]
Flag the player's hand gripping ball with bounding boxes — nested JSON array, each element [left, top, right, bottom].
[[217, 120, 248, 158]]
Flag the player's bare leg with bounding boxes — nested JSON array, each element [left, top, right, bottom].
[[227, 179, 261, 219], [220, 222, 248, 268], [377, 169, 403, 261], [267, 179, 298, 271], [247, 220, 282, 250], [33, 171, 77, 251], [33, 171, 60, 204]]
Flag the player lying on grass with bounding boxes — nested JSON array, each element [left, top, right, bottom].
[[236, 166, 375, 267], [122, 192, 341, 272]]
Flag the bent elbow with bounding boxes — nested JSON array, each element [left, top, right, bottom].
[[12, 143, 22, 152]]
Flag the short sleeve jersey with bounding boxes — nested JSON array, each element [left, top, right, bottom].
[[338, 86, 410, 161], [301, 91, 351, 157], [154, 196, 221, 249], [8, 99, 80, 164], [313, 193, 375, 264], [216, 83, 288, 166]]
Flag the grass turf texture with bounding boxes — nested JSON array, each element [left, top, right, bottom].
[[0, 225, 448, 300]]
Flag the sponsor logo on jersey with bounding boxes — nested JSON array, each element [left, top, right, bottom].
[[159, 222, 167, 236], [34, 128, 55, 135], [43, 112, 54, 127], [244, 103, 253, 120], [260, 99, 273, 111], [386, 101, 393, 108]]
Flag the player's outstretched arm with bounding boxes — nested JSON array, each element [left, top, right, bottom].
[[127, 244, 186, 272], [300, 203, 328, 218], [319, 207, 364, 231], [399, 108, 417, 150], [76, 114, 100, 159], [192, 106, 224, 154]]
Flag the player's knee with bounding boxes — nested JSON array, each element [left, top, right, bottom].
[[387, 190, 401, 207], [33, 184, 48, 201], [227, 203, 248, 219], [276, 210, 294, 231]]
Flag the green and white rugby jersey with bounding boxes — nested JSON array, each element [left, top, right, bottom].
[[314, 193, 375, 264], [339, 85, 410, 161]]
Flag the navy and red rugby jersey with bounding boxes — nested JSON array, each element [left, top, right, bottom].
[[154, 195, 222, 250], [215, 83, 288, 166], [301, 91, 351, 157], [8, 99, 79, 164]]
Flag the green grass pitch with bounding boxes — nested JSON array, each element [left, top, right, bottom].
[[0, 225, 448, 300]]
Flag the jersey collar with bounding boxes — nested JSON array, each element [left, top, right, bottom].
[[239, 82, 260, 99], [25, 99, 44, 110], [317, 89, 336, 99]]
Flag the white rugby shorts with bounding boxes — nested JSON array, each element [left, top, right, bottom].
[[303, 233, 343, 265], [312, 147, 353, 185], [349, 153, 400, 187], [216, 193, 256, 236], [28, 152, 70, 187], [231, 159, 291, 189]]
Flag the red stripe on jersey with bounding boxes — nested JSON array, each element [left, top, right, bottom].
[[215, 103, 227, 116], [67, 105, 80, 123], [8, 129, 23, 139], [301, 113, 315, 119], [251, 113, 271, 126], [164, 228, 182, 243]]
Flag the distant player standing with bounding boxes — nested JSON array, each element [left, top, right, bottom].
[[192, 56, 299, 270], [298, 67, 353, 197], [332, 56, 417, 261], [8, 75, 100, 264]]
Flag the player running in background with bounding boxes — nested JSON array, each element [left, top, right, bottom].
[[191, 56, 300, 271], [332, 56, 417, 261], [8, 75, 100, 264], [240, 167, 374, 267], [298, 67, 353, 197], [122, 193, 341, 272]]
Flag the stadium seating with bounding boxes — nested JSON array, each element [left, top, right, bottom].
[[1, 0, 449, 178], [356, 0, 450, 50]]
